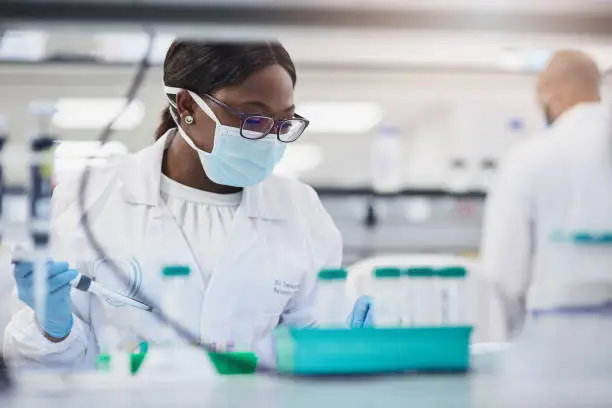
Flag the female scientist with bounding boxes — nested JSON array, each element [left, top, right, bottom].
[[4, 40, 370, 368]]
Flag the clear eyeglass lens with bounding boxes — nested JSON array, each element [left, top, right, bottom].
[[278, 120, 307, 142], [242, 116, 275, 138]]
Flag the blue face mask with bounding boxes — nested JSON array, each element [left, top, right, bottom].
[[164, 86, 286, 188]]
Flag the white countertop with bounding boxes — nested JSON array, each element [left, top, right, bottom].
[[3, 351, 612, 408]]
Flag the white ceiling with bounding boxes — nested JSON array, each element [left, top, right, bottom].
[[23, 0, 612, 14], [3, 28, 612, 73]]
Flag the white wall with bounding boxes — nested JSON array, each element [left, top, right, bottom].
[[0, 63, 610, 188]]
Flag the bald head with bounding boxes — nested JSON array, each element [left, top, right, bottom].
[[537, 50, 601, 125]]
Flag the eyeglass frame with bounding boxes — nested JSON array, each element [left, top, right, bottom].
[[203, 94, 310, 143]]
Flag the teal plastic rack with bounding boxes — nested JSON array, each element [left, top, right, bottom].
[[274, 326, 472, 375]]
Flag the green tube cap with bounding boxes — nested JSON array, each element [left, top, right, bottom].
[[95, 353, 111, 372], [437, 266, 468, 278], [373, 267, 401, 278], [404, 267, 435, 277], [318, 268, 348, 280], [162, 265, 191, 277]]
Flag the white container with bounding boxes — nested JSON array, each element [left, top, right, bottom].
[[403, 267, 437, 326], [371, 267, 402, 326], [137, 265, 216, 380], [371, 126, 402, 194], [158, 265, 192, 344], [446, 158, 471, 193], [437, 266, 468, 325], [93, 326, 133, 377], [138, 343, 216, 381], [315, 268, 351, 327]]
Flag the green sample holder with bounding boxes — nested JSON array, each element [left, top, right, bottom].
[[275, 326, 472, 375], [130, 342, 149, 375], [208, 351, 258, 375]]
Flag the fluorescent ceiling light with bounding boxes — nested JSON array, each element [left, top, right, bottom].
[[95, 33, 149, 62], [298, 102, 383, 134], [274, 143, 323, 178], [54, 141, 129, 185], [498, 48, 551, 72], [0, 30, 47, 61], [55, 141, 129, 158], [95, 33, 175, 63], [150, 35, 176, 64], [52, 98, 145, 130]]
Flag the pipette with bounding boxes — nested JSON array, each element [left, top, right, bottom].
[[71, 273, 153, 312]]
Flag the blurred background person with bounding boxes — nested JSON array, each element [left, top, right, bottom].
[[481, 50, 612, 337]]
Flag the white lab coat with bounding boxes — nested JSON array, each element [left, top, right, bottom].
[[3, 131, 342, 369], [481, 102, 612, 336]]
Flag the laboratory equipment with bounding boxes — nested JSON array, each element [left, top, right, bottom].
[[446, 158, 471, 193], [477, 159, 497, 191], [314, 268, 350, 326], [70, 272, 153, 312], [95, 325, 131, 377], [158, 265, 192, 343], [0, 116, 6, 219], [274, 326, 472, 375], [371, 267, 402, 326], [28, 101, 57, 331], [370, 125, 402, 194], [437, 266, 468, 325], [137, 265, 216, 379], [403, 266, 437, 326], [0, 116, 9, 392]]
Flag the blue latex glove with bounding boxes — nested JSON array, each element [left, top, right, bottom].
[[13, 260, 78, 339], [348, 295, 374, 328]]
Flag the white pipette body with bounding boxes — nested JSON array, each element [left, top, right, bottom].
[[70, 273, 152, 312]]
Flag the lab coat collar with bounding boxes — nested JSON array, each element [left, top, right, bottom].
[[552, 102, 609, 130], [117, 129, 289, 220]]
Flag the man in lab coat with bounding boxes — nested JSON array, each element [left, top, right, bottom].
[[481, 50, 612, 338]]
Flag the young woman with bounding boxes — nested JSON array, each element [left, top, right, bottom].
[[5, 40, 369, 369]]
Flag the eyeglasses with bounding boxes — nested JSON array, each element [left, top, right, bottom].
[[204, 94, 309, 143]]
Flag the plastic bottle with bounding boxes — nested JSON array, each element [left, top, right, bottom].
[[436, 266, 468, 325], [371, 267, 402, 326], [138, 265, 216, 380], [315, 268, 350, 327], [371, 126, 402, 194], [403, 267, 437, 326], [159, 265, 191, 342], [94, 326, 131, 377], [446, 158, 471, 193]]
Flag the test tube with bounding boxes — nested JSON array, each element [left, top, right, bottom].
[[371, 267, 402, 326], [437, 266, 468, 325], [404, 267, 436, 326], [315, 268, 349, 327], [159, 265, 192, 345]]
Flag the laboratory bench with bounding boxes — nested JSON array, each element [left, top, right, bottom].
[[3, 352, 612, 408]]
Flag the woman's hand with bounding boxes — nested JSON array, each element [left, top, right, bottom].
[[13, 260, 78, 341], [348, 295, 374, 328]]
